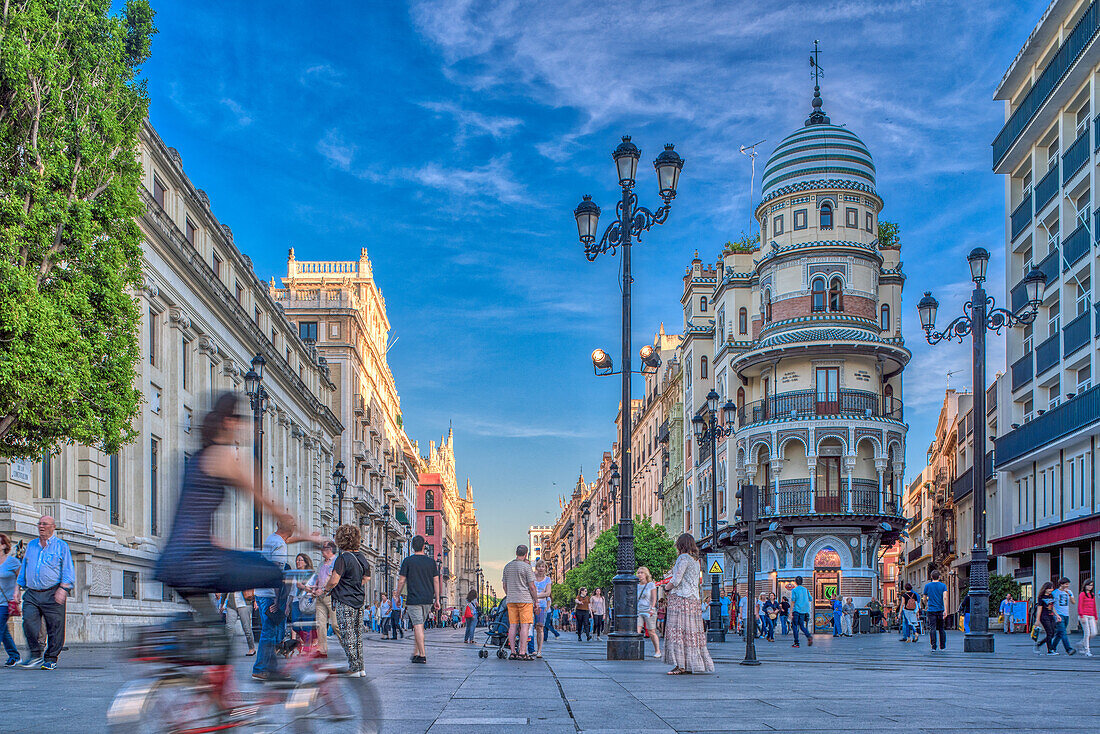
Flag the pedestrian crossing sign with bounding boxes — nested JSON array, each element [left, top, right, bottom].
[[706, 553, 724, 576]]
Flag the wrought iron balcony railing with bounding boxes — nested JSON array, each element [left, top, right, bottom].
[[737, 389, 902, 427]]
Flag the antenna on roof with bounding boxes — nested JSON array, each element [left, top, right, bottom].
[[739, 139, 766, 245], [946, 369, 962, 391]]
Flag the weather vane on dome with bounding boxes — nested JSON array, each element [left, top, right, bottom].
[[806, 39, 830, 126]]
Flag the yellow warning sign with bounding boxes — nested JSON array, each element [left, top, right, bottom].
[[708, 560, 722, 574], [705, 553, 724, 575]]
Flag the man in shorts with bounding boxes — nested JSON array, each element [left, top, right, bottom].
[[501, 544, 538, 660], [396, 535, 441, 664]]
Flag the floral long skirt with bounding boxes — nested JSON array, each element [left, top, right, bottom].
[[662, 593, 714, 672]]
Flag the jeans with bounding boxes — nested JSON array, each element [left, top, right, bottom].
[[575, 610, 591, 640], [0, 607, 19, 661], [1050, 619, 1072, 652], [21, 587, 65, 663], [763, 615, 776, 640], [464, 616, 477, 642], [832, 611, 842, 636], [780, 615, 789, 635], [252, 602, 286, 675], [544, 616, 560, 640], [390, 610, 404, 638], [592, 614, 605, 637], [792, 611, 812, 644], [926, 611, 946, 649]]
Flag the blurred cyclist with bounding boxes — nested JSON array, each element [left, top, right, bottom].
[[154, 392, 313, 679]]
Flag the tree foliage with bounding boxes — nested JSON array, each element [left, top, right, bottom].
[[562, 517, 677, 601], [0, 0, 156, 457], [724, 230, 759, 253], [989, 573, 1022, 610], [878, 220, 900, 248], [550, 582, 573, 609]]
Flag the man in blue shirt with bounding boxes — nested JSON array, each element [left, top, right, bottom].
[[789, 576, 814, 647], [830, 594, 843, 637], [16, 516, 75, 670], [922, 569, 948, 651], [252, 520, 291, 681], [1049, 577, 1077, 655]]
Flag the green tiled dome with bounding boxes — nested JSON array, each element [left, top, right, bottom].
[[761, 122, 875, 200]]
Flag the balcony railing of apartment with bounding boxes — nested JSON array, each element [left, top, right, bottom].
[[1063, 123, 1091, 183], [908, 545, 926, 564], [950, 450, 994, 502], [1063, 222, 1091, 269], [992, 0, 1100, 167], [1010, 191, 1033, 240], [1038, 246, 1062, 286], [756, 480, 902, 518], [1010, 277, 1031, 313], [1011, 352, 1034, 391], [1036, 332, 1061, 375], [1095, 112, 1100, 150], [995, 384, 1100, 467], [738, 389, 902, 426], [986, 382, 998, 415], [1064, 309, 1093, 357], [1036, 164, 1060, 211]]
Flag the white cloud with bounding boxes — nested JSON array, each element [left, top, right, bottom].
[[420, 100, 523, 142], [462, 415, 602, 440], [220, 98, 252, 126], [316, 129, 357, 171]]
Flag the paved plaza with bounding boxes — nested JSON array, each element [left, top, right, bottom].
[[5, 626, 1098, 732]]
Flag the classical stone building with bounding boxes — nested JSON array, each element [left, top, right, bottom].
[[712, 86, 909, 629], [528, 525, 553, 563], [0, 121, 342, 642], [418, 429, 479, 608], [630, 327, 682, 527], [659, 353, 686, 536], [272, 249, 419, 602]]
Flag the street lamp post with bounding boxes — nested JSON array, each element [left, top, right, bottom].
[[917, 248, 1046, 654], [691, 389, 736, 644], [381, 503, 391, 597], [576, 136, 683, 661], [331, 461, 347, 525], [243, 354, 267, 550], [735, 484, 759, 665], [581, 501, 591, 560]]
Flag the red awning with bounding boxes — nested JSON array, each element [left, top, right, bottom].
[[991, 515, 1100, 556]]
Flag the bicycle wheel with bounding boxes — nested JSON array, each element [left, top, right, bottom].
[[108, 677, 225, 734], [284, 674, 380, 734]]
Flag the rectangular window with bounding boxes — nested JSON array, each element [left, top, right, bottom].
[[148, 309, 157, 366], [846, 208, 858, 227], [235, 281, 243, 304], [794, 209, 808, 230], [212, 251, 223, 279], [123, 570, 138, 600], [184, 407, 192, 434], [153, 176, 166, 208], [109, 453, 120, 525], [150, 437, 159, 536], [425, 515, 435, 535], [41, 450, 51, 499], [185, 217, 197, 245], [254, 306, 261, 326], [815, 367, 840, 414], [772, 215, 784, 235], [150, 386, 161, 414], [299, 321, 318, 342], [181, 337, 190, 389], [865, 212, 873, 232]]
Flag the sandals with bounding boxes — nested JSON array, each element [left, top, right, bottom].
[[667, 667, 687, 675]]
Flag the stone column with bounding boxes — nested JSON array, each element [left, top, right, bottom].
[[844, 456, 856, 512], [1063, 547, 1080, 631], [806, 455, 817, 513], [1034, 552, 1051, 587], [771, 459, 784, 509], [875, 458, 889, 514]]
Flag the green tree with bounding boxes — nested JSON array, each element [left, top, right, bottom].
[[724, 230, 759, 253], [0, 0, 155, 457], [878, 220, 900, 248], [989, 573, 1022, 611], [567, 517, 677, 593], [550, 582, 573, 609]]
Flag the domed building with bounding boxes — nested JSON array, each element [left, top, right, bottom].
[[697, 83, 909, 631]]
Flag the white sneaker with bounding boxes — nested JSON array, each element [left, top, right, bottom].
[[1048, 650, 1059, 655], [652, 651, 662, 658], [1084, 651, 1093, 657]]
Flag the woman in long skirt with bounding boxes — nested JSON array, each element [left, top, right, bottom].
[[662, 533, 714, 675]]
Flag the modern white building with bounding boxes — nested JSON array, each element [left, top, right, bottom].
[[991, 0, 1100, 604]]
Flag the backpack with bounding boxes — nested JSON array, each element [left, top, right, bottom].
[[904, 593, 916, 611]]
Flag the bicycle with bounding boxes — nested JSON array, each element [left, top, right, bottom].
[[108, 572, 378, 733]]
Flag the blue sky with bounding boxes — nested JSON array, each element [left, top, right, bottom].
[[140, 0, 1050, 584]]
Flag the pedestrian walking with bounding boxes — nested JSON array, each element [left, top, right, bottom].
[[501, 544, 538, 661], [1032, 581, 1058, 655], [841, 597, 855, 637], [1077, 579, 1096, 656], [249, 517, 296, 680], [790, 576, 814, 647], [320, 523, 370, 676], [533, 560, 552, 657], [719, 592, 731, 633], [900, 582, 919, 642], [0, 533, 22, 667], [314, 540, 337, 656], [219, 591, 257, 656], [462, 590, 478, 643], [663, 534, 713, 674], [396, 535, 442, 664], [830, 594, 843, 637], [1049, 577, 1077, 656], [389, 592, 405, 639], [656, 597, 667, 636], [590, 588, 607, 641], [574, 588, 592, 641], [778, 595, 791, 636], [290, 553, 317, 651], [762, 593, 779, 642], [922, 569, 948, 652], [16, 515, 75, 670], [636, 566, 661, 658], [999, 592, 1016, 634], [379, 595, 391, 637], [545, 605, 561, 640]]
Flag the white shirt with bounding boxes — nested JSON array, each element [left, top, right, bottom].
[[668, 553, 701, 599]]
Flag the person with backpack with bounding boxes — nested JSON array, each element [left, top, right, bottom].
[[900, 582, 920, 643], [319, 524, 370, 677], [462, 590, 478, 643]]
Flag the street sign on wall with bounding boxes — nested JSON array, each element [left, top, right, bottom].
[[706, 553, 724, 576]]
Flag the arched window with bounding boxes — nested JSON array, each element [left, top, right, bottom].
[[700, 355, 708, 379], [738, 307, 748, 335], [828, 277, 843, 312], [700, 296, 708, 312], [820, 201, 833, 229], [763, 290, 772, 323], [811, 277, 827, 312], [880, 304, 891, 331], [425, 490, 434, 509]]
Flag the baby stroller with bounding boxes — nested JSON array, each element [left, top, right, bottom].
[[477, 598, 511, 659]]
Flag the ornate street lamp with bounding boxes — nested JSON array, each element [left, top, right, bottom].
[[575, 136, 683, 661], [331, 461, 348, 525], [609, 464, 620, 526], [918, 248, 1045, 653], [691, 389, 736, 643], [381, 503, 391, 597], [243, 353, 268, 549], [581, 500, 591, 560], [735, 484, 760, 666]]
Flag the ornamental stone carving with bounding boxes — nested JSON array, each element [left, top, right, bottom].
[[167, 306, 191, 331]]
